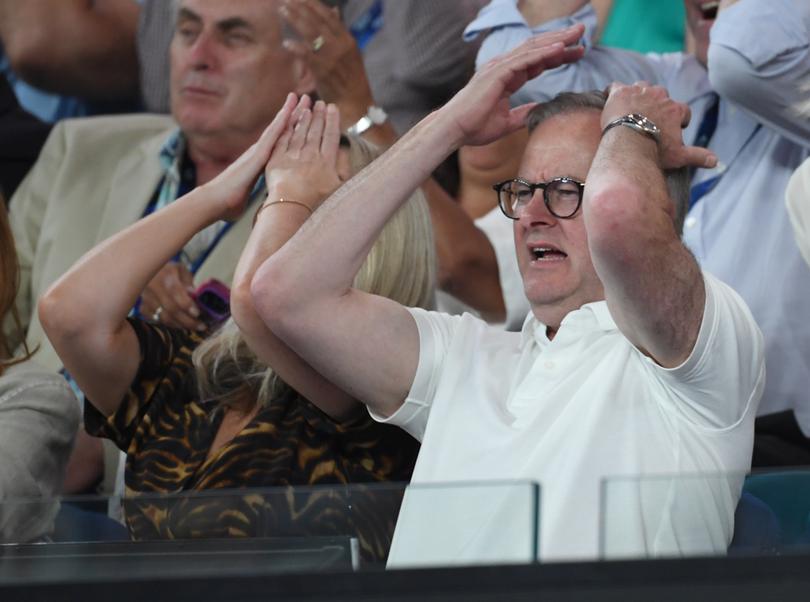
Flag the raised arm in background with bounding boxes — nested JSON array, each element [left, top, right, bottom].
[[707, 0, 810, 146], [0, 0, 140, 101], [280, 0, 509, 321]]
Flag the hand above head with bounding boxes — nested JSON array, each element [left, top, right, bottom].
[[438, 24, 585, 148], [602, 82, 718, 170], [263, 99, 343, 211], [139, 262, 207, 332], [279, 0, 376, 130]]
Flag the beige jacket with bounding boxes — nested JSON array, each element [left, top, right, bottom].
[[7, 113, 258, 372]]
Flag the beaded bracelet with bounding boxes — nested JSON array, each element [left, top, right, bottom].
[[252, 198, 313, 227]]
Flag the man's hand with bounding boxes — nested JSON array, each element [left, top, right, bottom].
[[279, 0, 376, 131], [439, 25, 585, 148], [602, 82, 717, 170], [140, 263, 206, 332]]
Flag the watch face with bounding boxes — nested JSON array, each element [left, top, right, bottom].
[[368, 106, 388, 125], [630, 113, 660, 135]]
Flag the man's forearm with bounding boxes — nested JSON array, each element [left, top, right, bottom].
[[0, 0, 140, 100], [518, 0, 590, 27], [585, 127, 704, 367]]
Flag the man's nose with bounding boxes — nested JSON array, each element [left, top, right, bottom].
[[186, 31, 218, 70], [518, 190, 556, 227]]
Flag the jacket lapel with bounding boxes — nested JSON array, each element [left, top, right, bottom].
[[96, 130, 168, 242]]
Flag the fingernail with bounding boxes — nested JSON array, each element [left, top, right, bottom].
[[189, 305, 200, 318]]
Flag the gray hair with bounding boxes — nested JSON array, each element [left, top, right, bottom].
[[527, 91, 690, 236], [192, 135, 437, 412]]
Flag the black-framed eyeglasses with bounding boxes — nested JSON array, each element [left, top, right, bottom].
[[493, 177, 586, 220]]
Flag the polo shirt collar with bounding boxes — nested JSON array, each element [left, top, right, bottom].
[[520, 300, 617, 347]]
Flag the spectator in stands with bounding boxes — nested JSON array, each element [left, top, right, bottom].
[[140, 0, 485, 133], [0, 197, 78, 543], [39, 96, 433, 559], [249, 29, 763, 564], [464, 0, 810, 465], [0, 77, 51, 199], [8, 0, 318, 378], [0, 0, 141, 122], [6, 0, 320, 495]]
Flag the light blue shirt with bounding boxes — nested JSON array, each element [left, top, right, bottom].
[[0, 54, 87, 122], [465, 0, 810, 433]]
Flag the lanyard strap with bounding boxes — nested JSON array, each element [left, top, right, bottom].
[[689, 123, 761, 210], [349, 0, 383, 50]]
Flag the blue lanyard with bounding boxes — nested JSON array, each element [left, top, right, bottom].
[[140, 180, 233, 276], [349, 0, 383, 50], [688, 124, 761, 210]]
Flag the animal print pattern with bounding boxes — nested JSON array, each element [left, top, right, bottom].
[[85, 319, 419, 562]]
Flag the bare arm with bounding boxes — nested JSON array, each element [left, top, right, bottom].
[[585, 84, 717, 367], [0, 0, 140, 100], [38, 95, 297, 416], [251, 27, 586, 417], [231, 99, 365, 422]]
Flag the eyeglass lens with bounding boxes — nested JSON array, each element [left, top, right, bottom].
[[500, 179, 582, 219]]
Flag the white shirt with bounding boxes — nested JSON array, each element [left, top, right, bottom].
[[465, 0, 810, 432], [374, 274, 763, 565]]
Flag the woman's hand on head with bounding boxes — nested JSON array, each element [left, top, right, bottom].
[[264, 99, 343, 211]]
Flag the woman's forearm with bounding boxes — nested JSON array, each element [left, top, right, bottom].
[[40, 188, 222, 341]]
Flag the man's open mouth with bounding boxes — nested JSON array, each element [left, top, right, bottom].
[[531, 246, 568, 261], [699, 1, 719, 20]]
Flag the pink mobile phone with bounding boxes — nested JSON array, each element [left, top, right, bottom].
[[192, 278, 231, 325]]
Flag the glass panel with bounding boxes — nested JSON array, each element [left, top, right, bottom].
[[600, 471, 748, 560], [0, 480, 539, 584]]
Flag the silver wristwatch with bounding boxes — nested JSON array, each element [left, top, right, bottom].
[[602, 113, 661, 143], [346, 105, 388, 136]]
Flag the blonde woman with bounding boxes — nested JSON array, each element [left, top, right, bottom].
[[0, 198, 78, 542], [39, 95, 435, 559]]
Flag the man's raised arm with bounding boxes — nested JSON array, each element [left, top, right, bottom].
[[584, 84, 717, 367], [250, 26, 584, 418]]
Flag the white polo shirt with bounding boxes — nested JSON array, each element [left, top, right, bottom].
[[374, 273, 764, 566]]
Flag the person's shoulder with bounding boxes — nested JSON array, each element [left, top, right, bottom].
[[409, 306, 521, 351], [0, 360, 78, 413], [52, 113, 176, 142]]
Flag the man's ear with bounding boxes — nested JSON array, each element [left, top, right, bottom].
[[291, 56, 316, 96]]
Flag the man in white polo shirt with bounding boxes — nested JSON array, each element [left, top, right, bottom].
[[251, 27, 764, 564]]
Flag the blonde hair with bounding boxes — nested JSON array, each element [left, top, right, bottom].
[[193, 135, 436, 411], [0, 199, 35, 374]]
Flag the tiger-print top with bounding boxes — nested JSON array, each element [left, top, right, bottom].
[[85, 319, 419, 562]]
